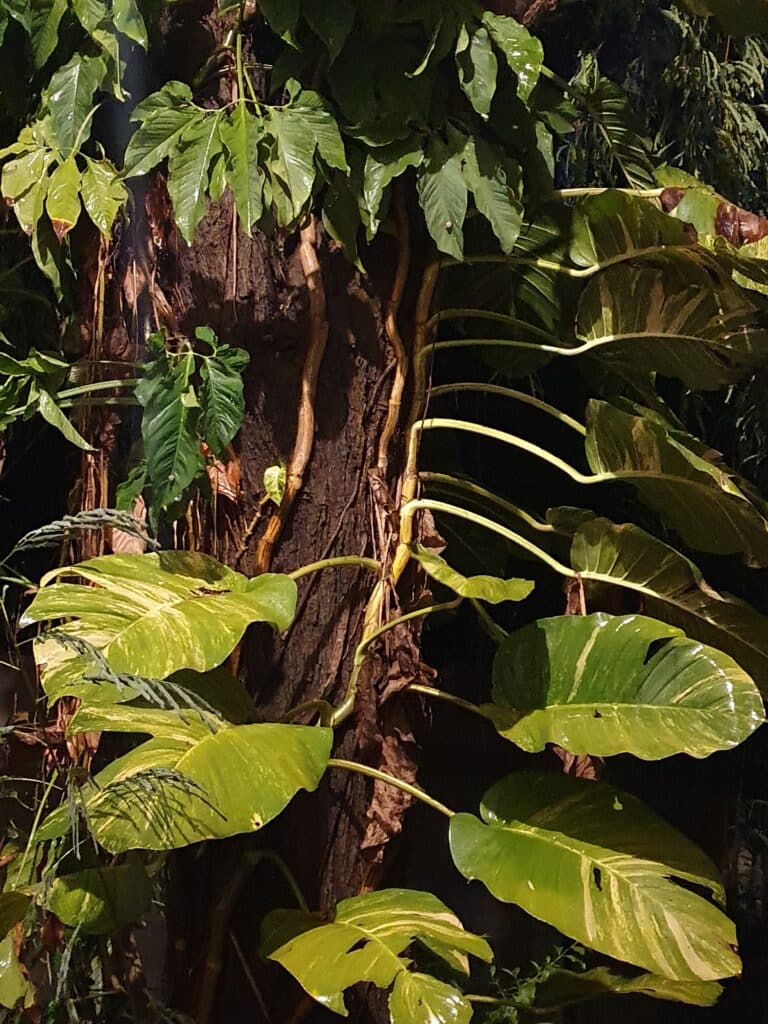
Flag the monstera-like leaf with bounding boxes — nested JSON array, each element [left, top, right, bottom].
[[21, 552, 297, 700], [576, 263, 768, 389], [561, 513, 768, 693], [449, 772, 740, 981], [261, 888, 492, 1023], [585, 401, 768, 564], [37, 708, 332, 852], [485, 613, 764, 758]]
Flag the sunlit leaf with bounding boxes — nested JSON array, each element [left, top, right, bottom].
[[47, 861, 152, 934], [413, 545, 533, 604]]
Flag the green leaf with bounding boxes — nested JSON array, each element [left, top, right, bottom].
[[461, 136, 522, 254], [260, 0, 299, 36], [293, 90, 349, 173], [47, 861, 152, 933], [199, 345, 249, 457], [487, 612, 764, 758], [579, 77, 656, 191], [81, 157, 127, 236], [449, 772, 740, 981], [269, 109, 316, 222], [45, 157, 81, 239], [137, 352, 201, 511], [220, 105, 265, 235], [455, 23, 497, 119], [361, 138, 423, 240], [36, 388, 95, 450], [576, 263, 768, 389], [167, 115, 223, 243], [417, 137, 468, 261], [0, 933, 30, 1009], [46, 53, 106, 156], [322, 172, 362, 269], [671, 0, 768, 35], [124, 98, 203, 179], [563, 514, 768, 695], [301, 0, 354, 61], [112, 0, 147, 47], [412, 545, 533, 604], [22, 551, 297, 698], [585, 400, 768, 564], [30, 0, 68, 68], [570, 191, 691, 269], [533, 966, 722, 1011], [263, 464, 286, 506], [261, 889, 492, 1020], [40, 722, 332, 852], [1, 147, 51, 202], [482, 12, 543, 102]]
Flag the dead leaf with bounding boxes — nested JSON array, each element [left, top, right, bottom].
[[108, 496, 147, 554]]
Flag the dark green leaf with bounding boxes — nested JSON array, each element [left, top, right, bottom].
[[417, 137, 468, 261], [455, 23, 497, 119], [199, 345, 249, 456], [46, 53, 106, 155], [482, 12, 543, 102], [167, 115, 223, 243]]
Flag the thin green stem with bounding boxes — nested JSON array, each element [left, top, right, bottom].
[[427, 308, 557, 343], [409, 684, 488, 719], [469, 598, 508, 642], [328, 758, 455, 818], [428, 383, 587, 435], [280, 699, 334, 726], [332, 598, 463, 726], [419, 472, 555, 533], [19, 770, 59, 876], [289, 556, 381, 581], [553, 187, 665, 199], [56, 397, 139, 411], [235, 7, 246, 104], [415, 418, 594, 484], [403, 499, 574, 577]]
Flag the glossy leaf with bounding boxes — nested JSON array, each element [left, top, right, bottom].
[[449, 772, 740, 980], [30, 0, 68, 67], [220, 105, 264, 235], [261, 889, 492, 1021], [487, 612, 764, 758], [46, 53, 105, 155], [0, 934, 29, 1009], [361, 138, 423, 239], [585, 400, 768, 564], [482, 12, 542, 101], [570, 191, 690, 269], [47, 861, 152, 934], [113, 0, 147, 47], [461, 136, 522, 254], [45, 157, 81, 239], [417, 137, 467, 260], [413, 545, 533, 604], [167, 114, 223, 243], [36, 388, 95, 450], [40, 722, 332, 852], [124, 87, 203, 179], [532, 966, 722, 1011], [22, 551, 297, 699], [455, 23, 497, 118], [199, 341, 249, 457], [81, 157, 127, 236]]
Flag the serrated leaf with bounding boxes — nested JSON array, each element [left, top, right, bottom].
[[45, 157, 81, 239], [81, 157, 127, 236], [487, 612, 764, 758], [261, 889, 491, 1019], [413, 545, 533, 604], [199, 345, 249, 456], [461, 136, 522, 253], [417, 137, 468, 261], [46, 53, 106, 156], [113, 0, 147, 47], [450, 772, 740, 981], [220, 105, 264, 235], [167, 114, 223, 243], [455, 23, 497, 118], [22, 551, 298, 699], [482, 12, 543, 102]]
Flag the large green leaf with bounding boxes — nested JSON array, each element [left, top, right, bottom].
[[449, 772, 740, 981], [46, 53, 105, 156], [302, 0, 354, 62], [123, 84, 203, 179], [112, 0, 147, 47], [261, 889, 492, 1021], [167, 114, 223, 243], [198, 336, 249, 457], [0, 934, 29, 1009], [417, 137, 468, 261], [578, 77, 656, 190], [565, 514, 768, 693], [45, 157, 81, 239], [532, 967, 722, 1011], [39, 720, 331, 852], [412, 545, 533, 604], [455, 23, 497, 118], [81, 157, 127, 236], [21, 551, 297, 699], [220, 105, 265, 236], [570, 191, 691, 269], [482, 12, 542, 102], [585, 401, 768, 564], [460, 136, 522, 254], [361, 137, 423, 239], [47, 861, 152, 933], [487, 612, 764, 758], [576, 264, 768, 389]]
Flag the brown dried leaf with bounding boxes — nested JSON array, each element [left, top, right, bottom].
[[108, 496, 147, 555]]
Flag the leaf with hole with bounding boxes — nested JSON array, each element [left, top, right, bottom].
[[449, 772, 740, 980]]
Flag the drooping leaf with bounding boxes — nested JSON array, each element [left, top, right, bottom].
[[124, 87, 203, 179], [455, 23, 497, 119], [220, 105, 265, 235], [361, 138, 423, 240], [22, 551, 297, 699], [45, 53, 105, 156], [199, 344, 249, 457], [47, 861, 153, 934], [81, 157, 127, 236], [449, 772, 740, 981], [36, 388, 95, 450], [269, 109, 317, 222], [39, 721, 332, 852], [167, 114, 223, 243], [460, 136, 522, 254], [260, 0, 299, 37], [585, 400, 768, 564], [486, 612, 764, 758], [570, 191, 691, 269], [482, 12, 543, 102], [261, 889, 492, 1021], [112, 0, 147, 47], [322, 172, 362, 268], [576, 263, 768, 389], [412, 545, 533, 604], [45, 157, 81, 239], [565, 514, 768, 693], [532, 966, 722, 1011], [0, 933, 30, 1009], [417, 137, 468, 261]]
